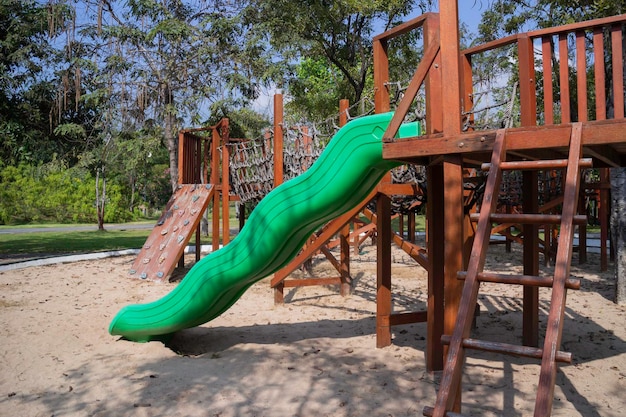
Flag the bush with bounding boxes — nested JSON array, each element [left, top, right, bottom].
[[0, 164, 136, 225]]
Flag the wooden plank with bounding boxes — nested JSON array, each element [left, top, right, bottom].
[[425, 15, 443, 135], [129, 184, 214, 282], [373, 39, 390, 113], [527, 14, 626, 38], [611, 24, 625, 119], [576, 31, 588, 122], [440, 336, 572, 363], [518, 35, 537, 126], [471, 213, 587, 225], [221, 120, 230, 245], [211, 127, 220, 251], [594, 28, 607, 121], [559, 33, 571, 123], [440, 0, 462, 136], [457, 271, 580, 289], [440, 154, 465, 415], [376, 192, 393, 348], [482, 158, 592, 171], [382, 119, 626, 160], [382, 38, 440, 141], [273, 93, 284, 186], [389, 311, 428, 326], [523, 171, 540, 347], [283, 277, 342, 288], [427, 164, 445, 372], [542, 36, 555, 124], [373, 12, 436, 41]]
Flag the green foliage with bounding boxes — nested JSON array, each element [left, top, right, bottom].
[[0, 164, 135, 225], [245, 0, 432, 119], [287, 57, 348, 121]]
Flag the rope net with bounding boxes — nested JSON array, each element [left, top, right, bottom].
[[227, 97, 427, 213]]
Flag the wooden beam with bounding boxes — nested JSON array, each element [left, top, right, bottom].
[[373, 39, 390, 113], [523, 171, 539, 347], [376, 192, 393, 348], [383, 120, 626, 161], [439, 0, 462, 135], [273, 93, 284, 187]]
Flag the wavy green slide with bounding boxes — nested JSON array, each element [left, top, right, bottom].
[[109, 112, 418, 342]]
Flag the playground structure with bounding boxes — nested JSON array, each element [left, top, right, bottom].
[[117, 5, 626, 417], [374, 9, 625, 417]]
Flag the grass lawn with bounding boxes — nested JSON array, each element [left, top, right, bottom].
[[0, 228, 154, 255]]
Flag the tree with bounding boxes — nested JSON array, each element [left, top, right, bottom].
[[0, 0, 77, 165], [244, 0, 434, 119], [79, 0, 272, 191]]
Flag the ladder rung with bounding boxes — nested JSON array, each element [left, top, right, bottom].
[[457, 271, 581, 290], [469, 213, 588, 225], [481, 158, 593, 171], [440, 335, 572, 363], [423, 406, 468, 417]]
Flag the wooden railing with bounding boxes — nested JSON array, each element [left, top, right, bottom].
[[374, 13, 625, 141], [461, 14, 626, 129]]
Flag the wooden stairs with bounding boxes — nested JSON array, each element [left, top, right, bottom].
[[424, 123, 591, 417]]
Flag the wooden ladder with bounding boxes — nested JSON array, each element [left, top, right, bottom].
[[424, 123, 592, 417]]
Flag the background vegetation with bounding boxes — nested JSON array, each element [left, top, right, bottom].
[[1, 0, 623, 227]]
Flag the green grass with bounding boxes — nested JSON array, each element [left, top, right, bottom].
[[0, 213, 427, 256], [0, 229, 154, 255]]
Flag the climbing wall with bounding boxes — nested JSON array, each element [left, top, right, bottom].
[[129, 184, 214, 282]]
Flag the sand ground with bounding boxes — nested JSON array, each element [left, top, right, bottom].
[[1, 242, 624, 417]]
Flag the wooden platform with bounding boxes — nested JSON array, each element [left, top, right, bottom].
[[383, 119, 626, 167], [129, 184, 214, 282]]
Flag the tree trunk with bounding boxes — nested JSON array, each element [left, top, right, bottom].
[[162, 82, 178, 192], [95, 166, 106, 231], [610, 167, 626, 305]]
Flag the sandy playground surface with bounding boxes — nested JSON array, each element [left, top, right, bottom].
[[1, 241, 625, 417]]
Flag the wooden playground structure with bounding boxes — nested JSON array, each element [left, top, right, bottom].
[[131, 4, 625, 416]]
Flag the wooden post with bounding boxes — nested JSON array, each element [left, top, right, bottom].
[[273, 92, 284, 188], [518, 35, 537, 126], [427, 163, 445, 372], [424, 13, 444, 372], [442, 155, 464, 417], [440, 0, 462, 135], [177, 131, 185, 184], [211, 125, 220, 251], [518, 34, 540, 347], [373, 39, 390, 112], [376, 192, 392, 347], [272, 92, 285, 303], [221, 119, 231, 246], [542, 35, 554, 124], [373, 32, 394, 347], [523, 171, 539, 347], [339, 99, 351, 296], [439, 1, 463, 409]]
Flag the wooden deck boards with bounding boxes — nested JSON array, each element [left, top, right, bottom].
[[383, 119, 626, 167]]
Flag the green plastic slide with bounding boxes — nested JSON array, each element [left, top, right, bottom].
[[109, 112, 418, 342]]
